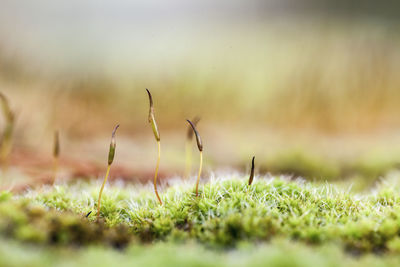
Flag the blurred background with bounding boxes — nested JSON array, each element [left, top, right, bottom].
[[1, 0, 400, 190]]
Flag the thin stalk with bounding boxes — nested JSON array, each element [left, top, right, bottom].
[[186, 119, 203, 197], [196, 151, 203, 197], [184, 117, 199, 179], [97, 124, 119, 220], [146, 89, 162, 205], [154, 140, 162, 205], [97, 165, 111, 220]]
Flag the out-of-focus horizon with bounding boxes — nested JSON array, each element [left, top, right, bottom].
[[1, 0, 400, 189]]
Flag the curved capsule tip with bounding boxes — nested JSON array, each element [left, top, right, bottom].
[[186, 119, 203, 152], [145, 88, 153, 107], [146, 88, 154, 122], [187, 116, 200, 140], [108, 124, 119, 165], [112, 124, 120, 138], [145, 89, 160, 141]]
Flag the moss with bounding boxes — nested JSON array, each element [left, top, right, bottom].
[[3, 175, 400, 254], [0, 199, 134, 248]]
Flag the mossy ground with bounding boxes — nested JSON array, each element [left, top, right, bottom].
[[3, 174, 400, 266]]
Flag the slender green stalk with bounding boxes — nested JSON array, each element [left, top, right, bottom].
[[154, 140, 162, 205], [196, 151, 203, 197], [97, 166, 111, 220], [146, 89, 162, 205], [52, 131, 60, 185], [97, 124, 119, 220], [186, 119, 203, 197]]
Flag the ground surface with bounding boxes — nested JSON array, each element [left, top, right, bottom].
[[2, 175, 400, 266]]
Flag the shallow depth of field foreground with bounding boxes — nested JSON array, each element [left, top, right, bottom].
[[2, 1, 400, 266], [4, 176, 400, 266]]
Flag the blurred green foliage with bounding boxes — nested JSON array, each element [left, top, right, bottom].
[[264, 149, 399, 187]]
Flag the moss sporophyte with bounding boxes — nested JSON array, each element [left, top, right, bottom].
[[186, 119, 203, 197], [97, 124, 119, 220], [185, 117, 200, 180], [146, 89, 162, 205]]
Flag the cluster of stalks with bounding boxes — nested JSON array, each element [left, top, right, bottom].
[[0, 91, 258, 219], [96, 89, 207, 215]]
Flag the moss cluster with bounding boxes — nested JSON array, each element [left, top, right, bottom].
[[0, 175, 400, 255], [0, 192, 132, 248]]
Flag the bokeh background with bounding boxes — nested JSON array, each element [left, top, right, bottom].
[[1, 0, 400, 189]]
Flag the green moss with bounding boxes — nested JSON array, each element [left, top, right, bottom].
[[2, 175, 400, 257], [3, 175, 400, 265], [0, 198, 134, 248]]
